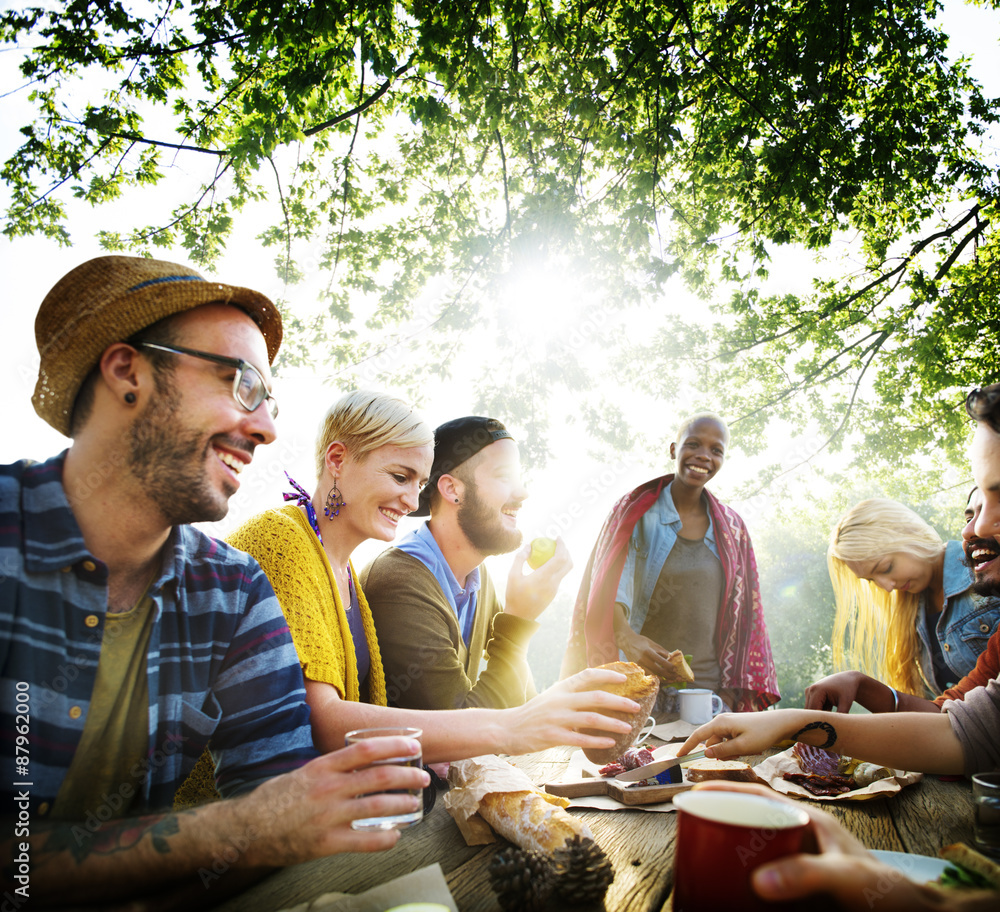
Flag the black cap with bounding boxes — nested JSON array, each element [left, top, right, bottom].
[[411, 416, 514, 516]]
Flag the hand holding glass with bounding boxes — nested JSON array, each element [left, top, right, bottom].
[[345, 727, 424, 830]]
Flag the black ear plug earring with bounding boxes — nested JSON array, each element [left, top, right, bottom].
[[124, 392, 136, 404]]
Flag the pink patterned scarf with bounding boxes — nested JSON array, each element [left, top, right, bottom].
[[561, 475, 779, 712]]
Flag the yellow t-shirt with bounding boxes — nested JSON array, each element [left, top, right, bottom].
[[52, 593, 155, 820]]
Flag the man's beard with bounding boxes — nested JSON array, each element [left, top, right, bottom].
[[963, 537, 1000, 597], [456, 484, 523, 556], [128, 383, 242, 526]]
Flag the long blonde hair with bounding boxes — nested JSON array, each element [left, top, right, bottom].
[[315, 390, 432, 477], [828, 498, 945, 695]]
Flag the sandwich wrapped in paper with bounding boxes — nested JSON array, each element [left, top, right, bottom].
[[445, 755, 594, 856]]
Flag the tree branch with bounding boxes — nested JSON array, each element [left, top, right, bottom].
[[303, 57, 414, 137]]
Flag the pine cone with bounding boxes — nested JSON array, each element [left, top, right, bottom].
[[488, 844, 556, 912], [550, 835, 614, 906]]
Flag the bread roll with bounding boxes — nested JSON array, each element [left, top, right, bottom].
[[666, 652, 695, 684], [582, 661, 660, 765], [684, 759, 760, 783], [853, 762, 892, 788]]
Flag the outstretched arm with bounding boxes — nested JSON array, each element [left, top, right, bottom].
[[306, 667, 641, 761], [5, 737, 428, 906], [677, 708, 964, 775], [805, 671, 940, 714]]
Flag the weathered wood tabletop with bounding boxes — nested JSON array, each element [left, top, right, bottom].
[[216, 742, 975, 912]]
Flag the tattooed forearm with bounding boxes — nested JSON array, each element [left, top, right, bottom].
[[40, 812, 186, 864], [790, 720, 837, 749]]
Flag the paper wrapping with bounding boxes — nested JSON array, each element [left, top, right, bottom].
[[275, 862, 457, 912], [753, 747, 923, 802], [445, 755, 594, 853]]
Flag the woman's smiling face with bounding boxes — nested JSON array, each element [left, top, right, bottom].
[[669, 417, 728, 489], [337, 442, 433, 543]]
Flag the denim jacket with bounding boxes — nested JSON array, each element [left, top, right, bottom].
[[614, 482, 721, 634], [916, 540, 1000, 691]]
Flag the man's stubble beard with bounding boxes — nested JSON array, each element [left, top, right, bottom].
[[456, 483, 523, 557], [128, 380, 235, 526]]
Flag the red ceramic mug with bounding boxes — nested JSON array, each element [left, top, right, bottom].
[[672, 789, 810, 912]]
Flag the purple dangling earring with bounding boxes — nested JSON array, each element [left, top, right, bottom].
[[324, 478, 346, 518]]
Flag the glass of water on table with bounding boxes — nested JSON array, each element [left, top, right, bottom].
[[345, 727, 424, 830], [973, 771, 1000, 857]]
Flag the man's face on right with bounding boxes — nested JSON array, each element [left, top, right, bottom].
[[964, 422, 1000, 596]]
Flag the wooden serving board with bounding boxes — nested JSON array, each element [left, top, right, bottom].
[[545, 776, 692, 806]]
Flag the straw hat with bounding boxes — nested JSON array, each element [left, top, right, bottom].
[[32, 255, 283, 436]]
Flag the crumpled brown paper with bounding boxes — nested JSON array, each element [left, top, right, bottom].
[[753, 747, 923, 802], [445, 755, 568, 819], [444, 755, 573, 846]]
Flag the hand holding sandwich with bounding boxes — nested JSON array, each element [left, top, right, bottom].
[[496, 666, 641, 756], [611, 602, 694, 683]]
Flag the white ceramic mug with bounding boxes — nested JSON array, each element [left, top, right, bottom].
[[678, 688, 724, 725], [633, 715, 658, 748]]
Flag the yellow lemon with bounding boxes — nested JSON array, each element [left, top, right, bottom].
[[527, 536, 557, 569]]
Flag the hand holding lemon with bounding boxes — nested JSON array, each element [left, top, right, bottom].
[[527, 536, 558, 569]]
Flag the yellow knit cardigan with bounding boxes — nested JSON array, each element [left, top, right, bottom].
[[227, 504, 387, 705]]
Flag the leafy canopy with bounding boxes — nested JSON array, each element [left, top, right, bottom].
[[2, 0, 997, 478]]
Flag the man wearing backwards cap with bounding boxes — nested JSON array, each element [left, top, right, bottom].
[[0, 256, 428, 904], [362, 416, 572, 710]]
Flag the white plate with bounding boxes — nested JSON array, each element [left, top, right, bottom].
[[870, 849, 949, 884]]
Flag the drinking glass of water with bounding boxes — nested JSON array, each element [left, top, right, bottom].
[[972, 771, 1000, 857], [345, 727, 424, 830]]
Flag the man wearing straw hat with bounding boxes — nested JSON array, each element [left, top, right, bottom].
[[0, 256, 428, 904]]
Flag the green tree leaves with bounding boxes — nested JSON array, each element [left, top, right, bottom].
[[2, 0, 996, 481]]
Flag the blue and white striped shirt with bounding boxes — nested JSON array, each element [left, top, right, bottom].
[[1, 453, 317, 816]]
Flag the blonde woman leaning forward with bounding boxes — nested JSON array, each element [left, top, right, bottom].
[[823, 497, 999, 706], [228, 391, 639, 762]]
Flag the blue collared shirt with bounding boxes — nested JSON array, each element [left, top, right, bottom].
[[0, 453, 317, 815], [395, 521, 480, 646], [615, 481, 721, 634]]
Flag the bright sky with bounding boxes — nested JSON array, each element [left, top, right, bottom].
[[1, 0, 997, 591]]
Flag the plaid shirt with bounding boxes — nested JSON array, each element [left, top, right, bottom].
[[1, 453, 317, 815]]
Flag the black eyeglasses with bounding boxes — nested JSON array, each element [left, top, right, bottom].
[[137, 342, 279, 419]]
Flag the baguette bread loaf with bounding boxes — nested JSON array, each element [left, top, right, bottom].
[[445, 755, 595, 856], [684, 759, 761, 783], [582, 661, 660, 765], [479, 789, 593, 857]]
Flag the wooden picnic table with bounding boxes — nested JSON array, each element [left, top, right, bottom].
[[216, 739, 976, 912]]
